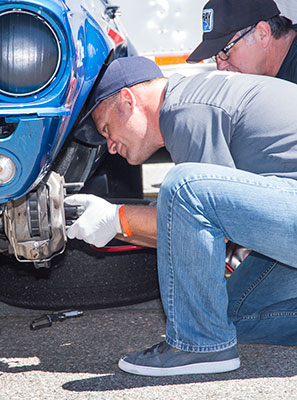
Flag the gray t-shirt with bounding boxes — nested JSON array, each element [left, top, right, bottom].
[[159, 71, 297, 180]]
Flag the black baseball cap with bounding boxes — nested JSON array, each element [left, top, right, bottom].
[[73, 56, 164, 146], [187, 0, 280, 63]]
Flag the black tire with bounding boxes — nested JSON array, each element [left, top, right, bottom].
[[0, 240, 159, 310], [1, 138, 154, 310]]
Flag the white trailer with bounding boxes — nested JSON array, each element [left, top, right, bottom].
[[115, 0, 213, 76], [275, 0, 297, 23], [116, 0, 297, 76]]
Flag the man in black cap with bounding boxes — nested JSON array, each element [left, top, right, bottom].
[[188, 0, 297, 81], [66, 56, 297, 376]]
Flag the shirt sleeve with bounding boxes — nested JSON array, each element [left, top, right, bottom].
[[160, 103, 236, 168]]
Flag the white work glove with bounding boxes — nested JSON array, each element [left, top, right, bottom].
[[64, 194, 122, 247]]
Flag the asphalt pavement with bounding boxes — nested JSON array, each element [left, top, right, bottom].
[[1, 298, 297, 400]]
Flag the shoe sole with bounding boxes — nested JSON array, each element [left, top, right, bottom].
[[118, 357, 240, 377]]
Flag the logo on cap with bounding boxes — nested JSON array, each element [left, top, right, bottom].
[[202, 8, 213, 33]]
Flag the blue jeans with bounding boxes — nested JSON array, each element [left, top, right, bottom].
[[228, 251, 297, 345], [157, 163, 297, 352]]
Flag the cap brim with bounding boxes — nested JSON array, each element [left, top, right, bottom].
[[72, 114, 106, 146], [187, 32, 234, 63], [71, 87, 120, 147]]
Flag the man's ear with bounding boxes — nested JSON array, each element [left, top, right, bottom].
[[255, 21, 272, 48], [118, 87, 136, 114]]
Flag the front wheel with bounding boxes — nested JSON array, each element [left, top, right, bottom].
[[0, 239, 159, 310]]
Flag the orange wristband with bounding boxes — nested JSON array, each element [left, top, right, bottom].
[[119, 205, 132, 237]]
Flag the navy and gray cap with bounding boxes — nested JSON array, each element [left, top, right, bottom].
[[73, 56, 164, 146], [187, 0, 280, 63]]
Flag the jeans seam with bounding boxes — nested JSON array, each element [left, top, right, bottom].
[[166, 334, 237, 352], [173, 174, 297, 195], [240, 311, 297, 321], [231, 260, 279, 319], [166, 181, 177, 339]]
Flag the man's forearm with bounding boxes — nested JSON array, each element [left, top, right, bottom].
[[65, 194, 158, 248], [116, 205, 157, 247]]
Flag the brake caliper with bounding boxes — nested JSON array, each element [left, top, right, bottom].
[[3, 171, 67, 268]]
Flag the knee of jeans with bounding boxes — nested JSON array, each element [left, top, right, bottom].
[[159, 162, 219, 203], [161, 163, 205, 193], [158, 164, 191, 207]]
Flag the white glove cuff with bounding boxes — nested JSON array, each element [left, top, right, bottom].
[[115, 204, 123, 234]]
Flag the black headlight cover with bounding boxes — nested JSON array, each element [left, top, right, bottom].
[[0, 10, 61, 97]]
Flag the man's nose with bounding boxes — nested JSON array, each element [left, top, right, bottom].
[[216, 58, 230, 71]]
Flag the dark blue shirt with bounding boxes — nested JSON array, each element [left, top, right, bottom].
[[276, 32, 297, 83]]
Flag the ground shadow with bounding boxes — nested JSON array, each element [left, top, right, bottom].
[[1, 305, 297, 392]]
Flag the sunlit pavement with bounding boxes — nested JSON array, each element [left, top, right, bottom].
[[1, 299, 297, 399]]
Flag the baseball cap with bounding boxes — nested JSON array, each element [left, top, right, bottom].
[[73, 56, 164, 146], [187, 0, 280, 63]]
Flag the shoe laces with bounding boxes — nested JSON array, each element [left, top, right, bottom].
[[144, 341, 169, 355]]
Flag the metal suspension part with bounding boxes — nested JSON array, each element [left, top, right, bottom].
[[3, 171, 67, 268]]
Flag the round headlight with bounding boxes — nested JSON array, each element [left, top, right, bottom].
[[0, 10, 61, 97], [0, 155, 16, 184]]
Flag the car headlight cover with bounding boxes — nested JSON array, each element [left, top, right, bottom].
[[0, 155, 17, 184], [0, 9, 61, 97]]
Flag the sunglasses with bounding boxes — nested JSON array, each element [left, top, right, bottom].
[[214, 25, 255, 61]]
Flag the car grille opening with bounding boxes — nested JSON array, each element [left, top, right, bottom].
[[0, 117, 18, 139]]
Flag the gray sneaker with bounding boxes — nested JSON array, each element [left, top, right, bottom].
[[118, 341, 240, 376]]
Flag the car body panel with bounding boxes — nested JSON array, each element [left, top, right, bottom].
[[0, 0, 116, 201]]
